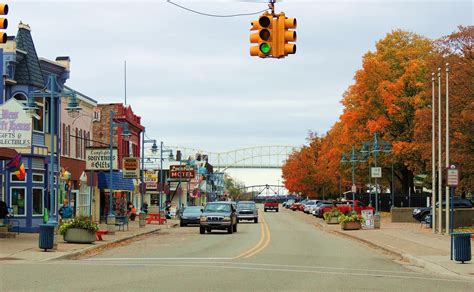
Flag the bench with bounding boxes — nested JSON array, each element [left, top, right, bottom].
[[115, 216, 129, 231], [96, 230, 108, 241]]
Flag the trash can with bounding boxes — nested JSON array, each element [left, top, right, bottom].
[[452, 232, 472, 263], [139, 212, 146, 228], [38, 224, 55, 251], [374, 214, 381, 229]]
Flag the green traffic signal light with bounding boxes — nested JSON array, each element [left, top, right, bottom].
[[260, 43, 270, 54]]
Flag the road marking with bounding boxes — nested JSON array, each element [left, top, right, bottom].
[[85, 257, 233, 261], [233, 211, 269, 259], [244, 216, 271, 258]]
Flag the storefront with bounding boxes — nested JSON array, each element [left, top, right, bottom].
[[97, 172, 134, 221]]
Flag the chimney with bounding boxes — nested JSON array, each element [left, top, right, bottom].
[[55, 56, 70, 71]]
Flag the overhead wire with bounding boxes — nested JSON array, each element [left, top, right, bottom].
[[166, 0, 269, 18]]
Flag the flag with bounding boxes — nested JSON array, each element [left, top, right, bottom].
[[7, 154, 25, 180]]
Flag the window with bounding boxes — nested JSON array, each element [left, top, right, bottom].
[[11, 172, 26, 182], [33, 174, 44, 183], [62, 124, 66, 155], [66, 125, 70, 156], [32, 188, 43, 215], [76, 128, 79, 158], [10, 188, 26, 216], [33, 97, 44, 132], [0, 174, 3, 202]]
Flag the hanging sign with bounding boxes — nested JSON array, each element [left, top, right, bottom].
[[0, 99, 32, 148], [170, 165, 195, 179], [86, 148, 118, 170], [144, 169, 158, 190], [123, 157, 140, 179], [361, 209, 374, 229]]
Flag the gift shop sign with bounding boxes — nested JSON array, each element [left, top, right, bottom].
[[0, 99, 32, 148], [86, 148, 118, 170], [123, 157, 139, 179], [144, 170, 158, 190]]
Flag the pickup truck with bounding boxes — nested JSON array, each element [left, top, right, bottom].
[[264, 198, 279, 212], [321, 200, 374, 215]]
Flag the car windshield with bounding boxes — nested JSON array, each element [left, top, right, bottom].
[[204, 204, 231, 213], [237, 203, 255, 209], [183, 207, 202, 215], [266, 200, 277, 203]]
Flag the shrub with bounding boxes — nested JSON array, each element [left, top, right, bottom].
[[59, 216, 99, 236], [338, 211, 365, 225], [324, 208, 343, 222]]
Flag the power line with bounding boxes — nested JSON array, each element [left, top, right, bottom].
[[167, 0, 268, 18]]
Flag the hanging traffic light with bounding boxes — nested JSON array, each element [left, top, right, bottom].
[[275, 12, 297, 58], [250, 13, 274, 58], [0, 3, 7, 44]]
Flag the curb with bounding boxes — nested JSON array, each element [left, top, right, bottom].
[[313, 219, 473, 280], [49, 224, 178, 261]]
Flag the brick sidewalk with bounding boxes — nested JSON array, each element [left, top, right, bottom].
[[287, 209, 473, 280], [0, 219, 179, 262]]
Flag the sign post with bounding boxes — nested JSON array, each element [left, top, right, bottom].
[[446, 165, 458, 260]]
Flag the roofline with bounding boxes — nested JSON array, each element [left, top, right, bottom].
[[64, 85, 98, 105], [39, 57, 67, 69]]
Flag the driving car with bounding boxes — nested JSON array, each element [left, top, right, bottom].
[[179, 206, 202, 227], [412, 198, 472, 221], [236, 201, 258, 223], [200, 201, 238, 234]]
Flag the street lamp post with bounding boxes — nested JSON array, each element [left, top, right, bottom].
[[341, 145, 366, 206], [361, 132, 392, 214], [107, 111, 131, 234], [24, 74, 81, 226], [160, 142, 173, 211], [140, 131, 157, 218]]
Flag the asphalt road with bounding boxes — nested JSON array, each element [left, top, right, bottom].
[[1, 206, 473, 291]]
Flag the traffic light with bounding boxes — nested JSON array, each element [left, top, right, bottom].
[[250, 13, 274, 58], [275, 13, 297, 58], [0, 3, 7, 44]]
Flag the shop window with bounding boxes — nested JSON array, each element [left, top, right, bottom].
[[33, 174, 44, 183], [33, 97, 44, 132], [0, 174, 3, 201], [10, 188, 26, 216], [32, 188, 43, 215]]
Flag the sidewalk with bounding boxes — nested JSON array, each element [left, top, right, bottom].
[[0, 219, 179, 262], [314, 215, 474, 280]]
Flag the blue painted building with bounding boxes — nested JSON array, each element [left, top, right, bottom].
[[0, 23, 70, 232]]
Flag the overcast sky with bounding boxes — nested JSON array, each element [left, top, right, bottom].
[[8, 0, 472, 154]]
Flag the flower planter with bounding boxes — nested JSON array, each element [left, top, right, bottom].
[[63, 228, 96, 244], [341, 221, 361, 230], [326, 216, 339, 224]]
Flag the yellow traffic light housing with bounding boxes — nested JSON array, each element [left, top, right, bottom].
[[0, 3, 8, 44], [274, 13, 297, 58], [250, 13, 274, 58]]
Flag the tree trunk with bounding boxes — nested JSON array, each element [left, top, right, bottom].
[[400, 166, 414, 194]]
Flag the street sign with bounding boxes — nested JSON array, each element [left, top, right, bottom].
[[170, 165, 195, 179], [86, 148, 118, 170], [361, 209, 374, 229], [446, 165, 459, 187], [371, 167, 382, 178], [351, 184, 357, 193], [123, 157, 139, 179]]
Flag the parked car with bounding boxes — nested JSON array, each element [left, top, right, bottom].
[[290, 202, 302, 211], [320, 200, 374, 216], [180, 206, 202, 227], [200, 202, 238, 234], [237, 201, 258, 223], [285, 199, 295, 208], [303, 200, 319, 214], [264, 198, 279, 212], [314, 201, 333, 217], [412, 198, 473, 222]]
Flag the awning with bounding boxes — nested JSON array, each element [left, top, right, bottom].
[[0, 148, 18, 160], [98, 172, 135, 191]]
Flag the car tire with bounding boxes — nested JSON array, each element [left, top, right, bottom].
[[276, 209, 279, 212], [228, 226, 233, 234], [264, 209, 267, 212], [206, 228, 211, 233], [233, 223, 237, 232], [254, 218, 258, 223], [180, 222, 184, 227], [200, 227, 205, 234]]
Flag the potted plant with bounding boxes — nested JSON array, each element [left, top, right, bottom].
[[324, 208, 342, 224], [339, 211, 364, 230], [59, 216, 99, 243]]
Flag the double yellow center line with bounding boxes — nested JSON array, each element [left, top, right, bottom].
[[233, 211, 271, 259]]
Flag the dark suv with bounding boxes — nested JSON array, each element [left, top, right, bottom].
[[412, 198, 473, 221], [200, 202, 238, 234]]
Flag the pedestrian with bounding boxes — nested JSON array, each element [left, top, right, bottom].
[[58, 199, 73, 223], [0, 200, 8, 224], [130, 205, 137, 221], [142, 201, 149, 214]]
